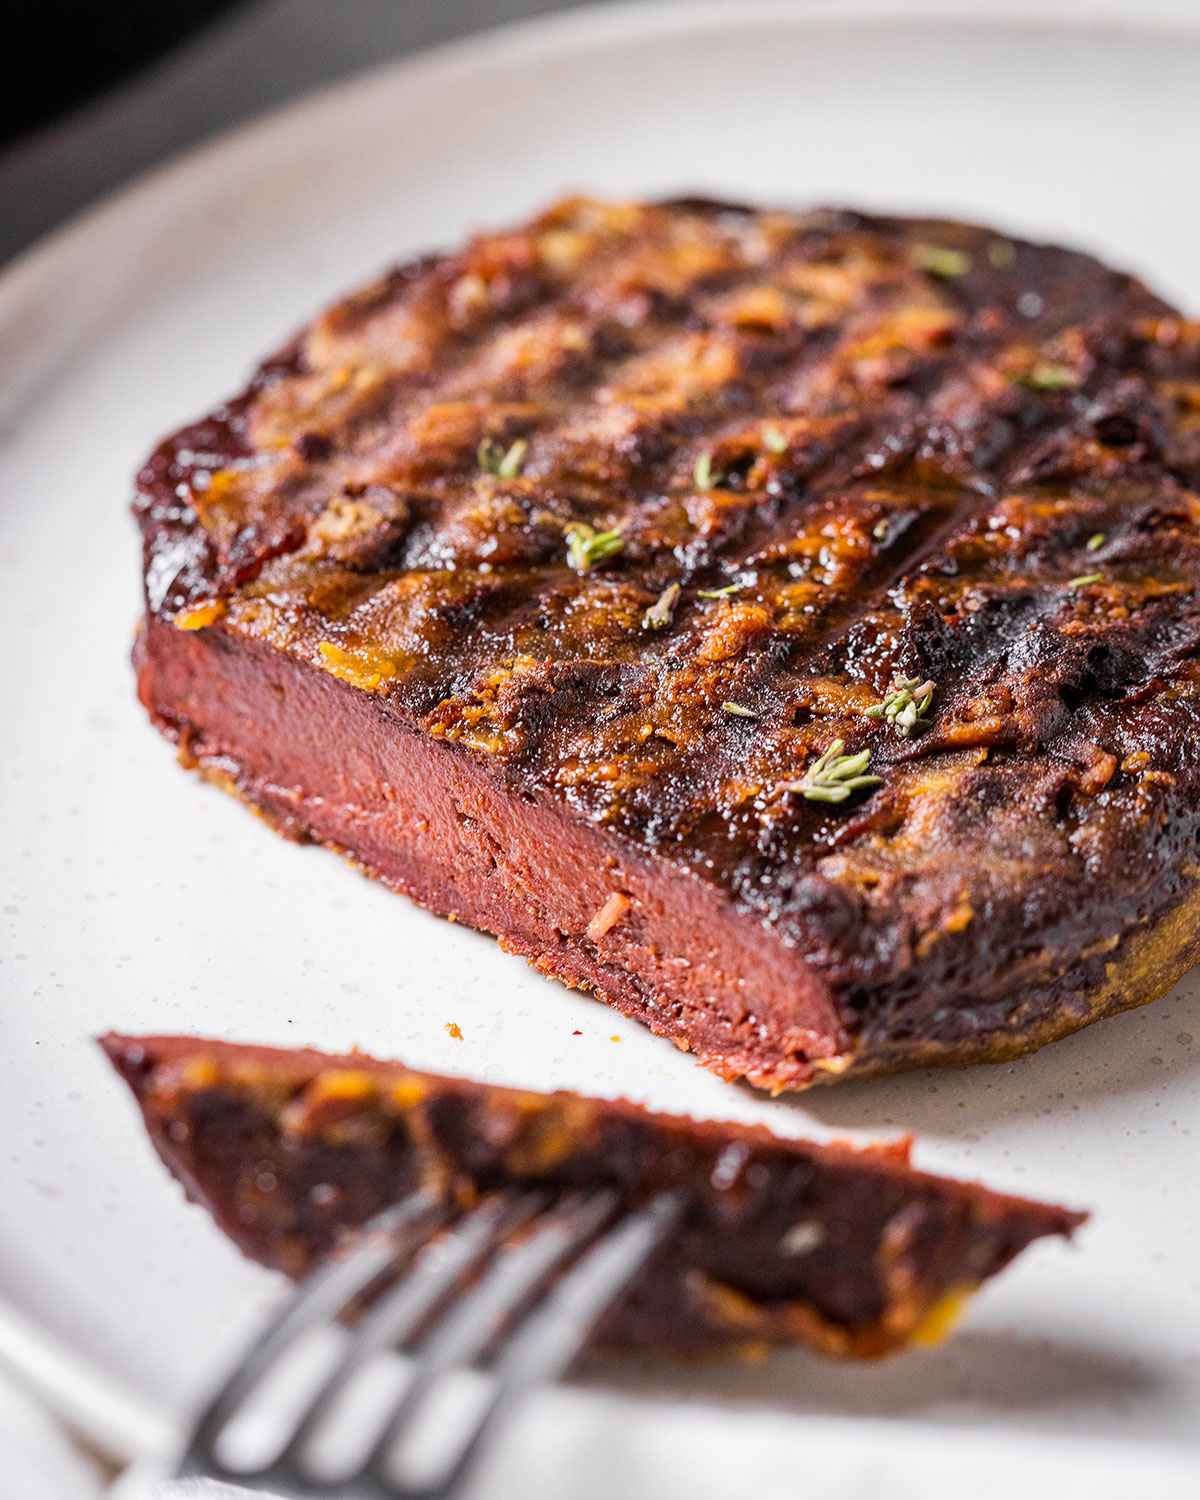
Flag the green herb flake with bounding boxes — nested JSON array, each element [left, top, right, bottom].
[[762, 426, 789, 454], [987, 239, 1017, 269], [642, 582, 681, 631], [864, 676, 936, 738], [566, 522, 624, 574], [697, 582, 743, 600], [1019, 362, 1079, 392], [478, 436, 528, 478], [722, 702, 757, 719], [1068, 572, 1104, 589], [779, 738, 883, 805], [1086, 532, 1106, 552], [694, 451, 724, 491], [911, 243, 972, 279]]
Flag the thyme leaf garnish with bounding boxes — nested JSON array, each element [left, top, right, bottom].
[[643, 582, 681, 631], [697, 582, 743, 599], [779, 739, 883, 804], [694, 451, 724, 491], [988, 239, 1017, 269], [864, 675, 936, 737], [478, 436, 528, 478], [722, 702, 757, 718], [1019, 362, 1079, 392], [762, 426, 789, 454], [1068, 572, 1103, 588], [911, 243, 972, 278], [1086, 532, 1106, 551], [566, 522, 624, 573]]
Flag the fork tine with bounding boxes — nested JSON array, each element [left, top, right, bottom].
[[274, 1189, 547, 1470], [181, 1187, 684, 1498], [365, 1188, 622, 1491], [179, 1188, 441, 1478], [424, 1190, 684, 1499]]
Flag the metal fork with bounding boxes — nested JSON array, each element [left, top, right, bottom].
[[176, 1186, 684, 1497]]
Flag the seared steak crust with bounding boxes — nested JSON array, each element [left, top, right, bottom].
[[133, 197, 1200, 1088], [102, 1033, 1083, 1359]]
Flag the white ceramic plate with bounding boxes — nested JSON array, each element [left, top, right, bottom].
[[3, 2, 1199, 1494]]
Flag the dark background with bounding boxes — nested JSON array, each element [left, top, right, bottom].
[[3, 0, 251, 145], [1, 0, 592, 265]]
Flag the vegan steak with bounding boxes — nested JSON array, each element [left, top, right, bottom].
[[132, 196, 1200, 1089]]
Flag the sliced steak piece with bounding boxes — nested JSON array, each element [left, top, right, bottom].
[[132, 195, 1200, 1089], [101, 1033, 1084, 1359]]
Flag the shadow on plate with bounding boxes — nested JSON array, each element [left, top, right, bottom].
[[579, 1324, 1165, 1436]]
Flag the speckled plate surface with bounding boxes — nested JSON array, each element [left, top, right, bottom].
[[2, 3, 1198, 1494]]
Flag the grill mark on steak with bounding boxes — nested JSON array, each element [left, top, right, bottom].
[[132, 196, 1200, 1087]]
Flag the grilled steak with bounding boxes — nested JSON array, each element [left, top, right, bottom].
[[133, 196, 1200, 1090], [102, 1033, 1083, 1359]]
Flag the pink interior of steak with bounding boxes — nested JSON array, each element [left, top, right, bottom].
[[138, 617, 844, 1089]]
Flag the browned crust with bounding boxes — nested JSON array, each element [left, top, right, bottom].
[[101, 1032, 1085, 1359], [827, 878, 1200, 1081]]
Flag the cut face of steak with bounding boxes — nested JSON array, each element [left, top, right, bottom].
[[101, 1034, 1084, 1359], [132, 196, 1200, 1089]]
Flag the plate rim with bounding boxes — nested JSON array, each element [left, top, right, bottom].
[[4, 0, 1199, 1465]]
